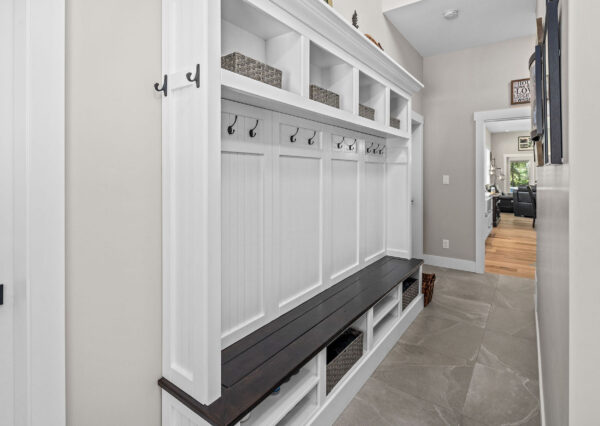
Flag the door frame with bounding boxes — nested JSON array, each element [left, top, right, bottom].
[[474, 107, 530, 273], [0, 0, 66, 424], [411, 111, 424, 259]]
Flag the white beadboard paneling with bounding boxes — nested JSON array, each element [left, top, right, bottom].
[[363, 161, 386, 261], [386, 163, 409, 257], [277, 154, 323, 308], [330, 159, 359, 279], [221, 152, 265, 337], [220, 100, 274, 348]]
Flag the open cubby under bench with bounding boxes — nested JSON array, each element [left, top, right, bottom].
[[158, 256, 423, 426]]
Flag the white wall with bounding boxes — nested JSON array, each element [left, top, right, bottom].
[[66, 0, 162, 425], [535, 1, 569, 425], [491, 131, 534, 192], [566, 0, 600, 424], [332, 0, 424, 113], [422, 35, 536, 261]]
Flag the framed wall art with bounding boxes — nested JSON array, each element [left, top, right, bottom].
[[518, 136, 533, 151], [511, 78, 531, 105]]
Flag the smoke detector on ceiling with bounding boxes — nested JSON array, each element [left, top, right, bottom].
[[443, 9, 459, 20]]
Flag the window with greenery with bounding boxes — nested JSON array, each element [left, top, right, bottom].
[[510, 161, 530, 187]]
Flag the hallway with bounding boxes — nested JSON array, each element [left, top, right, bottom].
[[485, 213, 536, 279], [336, 266, 540, 425]]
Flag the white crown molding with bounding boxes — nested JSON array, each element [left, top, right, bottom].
[[271, 0, 424, 96]]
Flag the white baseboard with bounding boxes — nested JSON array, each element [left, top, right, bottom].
[[307, 296, 424, 426], [535, 309, 546, 426], [423, 254, 476, 272]]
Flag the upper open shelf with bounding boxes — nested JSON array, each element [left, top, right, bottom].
[[309, 42, 354, 113], [220, 0, 420, 139], [222, 0, 303, 94]]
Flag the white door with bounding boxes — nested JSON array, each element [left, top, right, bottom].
[[411, 116, 424, 258], [0, 0, 15, 422], [1, 0, 65, 423]]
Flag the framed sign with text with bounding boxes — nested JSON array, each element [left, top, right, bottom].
[[511, 78, 531, 105]]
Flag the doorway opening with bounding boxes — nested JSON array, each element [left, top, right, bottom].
[[475, 108, 536, 278]]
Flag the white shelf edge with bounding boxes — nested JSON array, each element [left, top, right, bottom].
[[247, 374, 320, 426], [221, 70, 411, 140], [373, 298, 400, 327]]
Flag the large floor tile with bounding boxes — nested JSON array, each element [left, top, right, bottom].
[[400, 314, 485, 364], [425, 266, 499, 299], [420, 292, 491, 328], [462, 363, 540, 426], [492, 287, 535, 312], [334, 377, 461, 426], [373, 342, 474, 413], [477, 330, 539, 380], [486, 305, 536, 340], [496, 274, 535, 295]]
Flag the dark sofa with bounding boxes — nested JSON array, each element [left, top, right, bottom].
[[513, 185, 536, 218]]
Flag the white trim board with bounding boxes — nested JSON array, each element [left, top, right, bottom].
[[536, 308, 547, 426], [1, 0, 66, 424], [474, 107, 531, 274], [423, 255, 476, 273]]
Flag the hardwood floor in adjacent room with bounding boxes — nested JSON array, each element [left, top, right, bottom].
[[485, 213, 536, 279]]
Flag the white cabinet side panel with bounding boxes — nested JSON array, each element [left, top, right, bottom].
[[386, 163, 410, 257], [162, 0, 221, 404]]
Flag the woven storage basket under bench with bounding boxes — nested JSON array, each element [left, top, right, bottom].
[[402, 278, 419, 309], [326, 328, 363, 394]]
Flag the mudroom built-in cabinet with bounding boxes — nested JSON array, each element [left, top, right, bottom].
[[158, 0, 424, 425]]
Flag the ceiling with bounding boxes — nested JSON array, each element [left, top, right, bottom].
[[486, 118, 531, 134], [383, 0, 537, 57]]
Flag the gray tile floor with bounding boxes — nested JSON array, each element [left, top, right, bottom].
[[335, 266, 540, 426]]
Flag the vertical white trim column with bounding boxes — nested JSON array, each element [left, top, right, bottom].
[[6, 0, 66, 424], [161, 0, 222, 404]]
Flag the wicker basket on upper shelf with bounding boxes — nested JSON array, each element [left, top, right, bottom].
[[310, 84, 340, 109], [359, 104, 375, 121], [221, 52, 282, 89], [390, 117, 401, 129]]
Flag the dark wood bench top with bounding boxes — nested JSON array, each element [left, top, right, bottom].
[[158, 256, 423, 425]]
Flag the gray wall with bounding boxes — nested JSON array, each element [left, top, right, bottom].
[[332, 0, 424, 113], [422, 35, 536, 261], [66, 0, 162, 425], [491, 131, 534, 193]]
